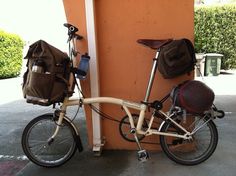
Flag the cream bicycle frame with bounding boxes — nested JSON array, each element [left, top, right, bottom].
[[52, 96, 191, 141], [51, 47, 192, 141]]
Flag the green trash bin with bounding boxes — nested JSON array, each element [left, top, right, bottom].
[[204, 53, 223, 76]]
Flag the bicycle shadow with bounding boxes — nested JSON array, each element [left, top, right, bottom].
[[17, 150, 135, 176]]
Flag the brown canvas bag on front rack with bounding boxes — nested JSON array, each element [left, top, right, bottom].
[[22, 40, 71, 106]]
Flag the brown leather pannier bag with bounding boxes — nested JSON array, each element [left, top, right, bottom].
[[158, 39, 197, 79], [22, 40, 71, 106], [171, 80, 215, 114]]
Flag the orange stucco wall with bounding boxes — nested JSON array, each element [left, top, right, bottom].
[[63, 0, 194, 150]]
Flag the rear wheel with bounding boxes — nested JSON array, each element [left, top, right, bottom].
[[160, 114, 218, 165], [21, 114, 77, 167]]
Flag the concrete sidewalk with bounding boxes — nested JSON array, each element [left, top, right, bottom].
[[0, 73, 235, 176]]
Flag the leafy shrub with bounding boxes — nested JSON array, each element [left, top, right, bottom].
[[194, 4, 236, 69], [0, 30, 24, 78]]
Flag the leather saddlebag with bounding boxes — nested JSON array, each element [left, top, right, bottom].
[[158, 39, 197, 79], [171, 80, 215, 114]]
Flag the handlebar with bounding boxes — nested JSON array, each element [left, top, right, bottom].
[[64, 23, 83, 41], [64, 23, 78, 33]]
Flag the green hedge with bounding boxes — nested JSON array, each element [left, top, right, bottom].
[[0, 30, 24, 79], [194, 4, 236, 69]]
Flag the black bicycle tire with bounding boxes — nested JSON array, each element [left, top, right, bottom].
[[21, 114, 77, 167], [160, 116, 218, 165]]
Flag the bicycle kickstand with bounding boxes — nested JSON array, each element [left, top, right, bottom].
[[131, 128, 149, 162]]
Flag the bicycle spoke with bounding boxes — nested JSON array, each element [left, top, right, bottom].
[[191, 118, 211, 135], [160, 114, 218, 165], [22, 114, 77, 167]]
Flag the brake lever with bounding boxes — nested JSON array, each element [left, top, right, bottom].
[[75, 34, 83, 40], [64, 23, 83, 42]]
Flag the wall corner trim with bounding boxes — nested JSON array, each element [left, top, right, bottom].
[[84, 0, 102, 153]]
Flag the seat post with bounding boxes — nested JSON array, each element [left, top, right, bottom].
[[143, 50, 160, 103]]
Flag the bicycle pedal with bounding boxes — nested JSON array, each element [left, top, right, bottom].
[[137, 150, 149, 162]]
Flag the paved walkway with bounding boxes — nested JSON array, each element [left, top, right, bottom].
[[195, 70, 236, 95], [0, 72, 235, 176]]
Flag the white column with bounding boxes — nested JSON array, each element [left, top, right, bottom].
[[84, 0, 102, 154]]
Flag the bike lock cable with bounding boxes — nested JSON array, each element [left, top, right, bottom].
[[73, 73, 121, 123]]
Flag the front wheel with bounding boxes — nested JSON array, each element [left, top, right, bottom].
[[160, 114, 218, 165], [21, 114, 77, 167]]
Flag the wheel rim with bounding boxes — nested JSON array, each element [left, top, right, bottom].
[[161, 115, 217, 164], [25, 118, 76, 166]]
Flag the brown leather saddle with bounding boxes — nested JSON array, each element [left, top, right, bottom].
[[137, 39, 173, 50]]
